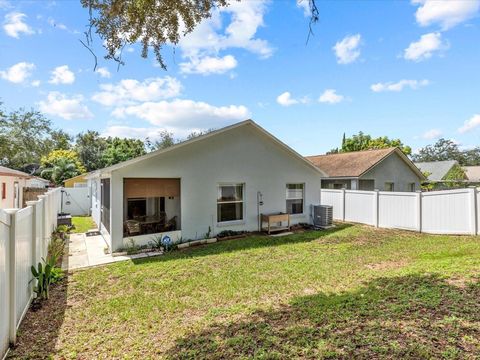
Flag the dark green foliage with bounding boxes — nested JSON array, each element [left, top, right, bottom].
[[81, 0, 230, 69], [328, 131, 412, 156], [75, 130, 108, 171], [412, 138, 480, 166], [101, 137, 146, 166]]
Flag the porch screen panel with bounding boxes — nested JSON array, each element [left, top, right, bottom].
[[124, 178, 180, 198], [101, 179, 110, 232]]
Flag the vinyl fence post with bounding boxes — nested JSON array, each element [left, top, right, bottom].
[[26, 201, 38, 269], [5, 209, 18, 345], [469, 187, 477, 236], [373, 189, 379, 227], [341, 188, 346, 222], [37, 195, 47, 258], [416, 191, 422, 233]]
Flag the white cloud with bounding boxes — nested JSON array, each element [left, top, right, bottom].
[[296, 0, 311, 17], [403, 32, 448, 61], [31, 80, 40, 87], [276, 92, 309, 107], [3, 12, 34, 38], [179, 55, 237, 75], [318, 89, 344, 104], [49, 65, 75, 84], [0, 62, 35, 83], [111, 99, 249, 130], [333, 34, 362, 64], [177, 1, 272, 75], [38, 92, 93, 120], [370, 79, 429, 92], [180, 1, 273, 58], [422, 128, 442, 139], [95, 67, 111, 78], [92, 77, 182, 106], [277, 92, 297, 106], [458, 114, 480, 133], [412, 0, 480, 30]]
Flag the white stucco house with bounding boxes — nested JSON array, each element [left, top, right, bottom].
[[86, 120, 326, 252], [0, 166, 29, 209]]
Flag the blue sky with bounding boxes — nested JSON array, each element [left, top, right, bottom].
[[0, 0, 479, 156]]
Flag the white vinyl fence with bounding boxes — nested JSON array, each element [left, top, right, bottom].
[[0, 188, 61, 359], [320, 187, 479, 235], [60, 187, 90, 216]]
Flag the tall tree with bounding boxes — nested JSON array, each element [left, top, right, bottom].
[[41, 158, 80, 186], [329, 132, 412, 156], [412, 138, 480, 166], [0, 107, 54, 171], [40, 149, 86, 185], [102, 137, 146, 166], [75, 130, 109, 171], [412, 139, 462, 163], [81, 0, 319, 69]]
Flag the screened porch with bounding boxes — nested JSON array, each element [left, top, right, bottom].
[[123, 178, 181, 238]]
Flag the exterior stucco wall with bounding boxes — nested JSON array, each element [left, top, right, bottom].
[[104, 125, 321, 251], [360, 153, 421, 191], [0, 176, 27, 209]]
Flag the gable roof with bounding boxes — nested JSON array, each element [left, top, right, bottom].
[[414, 160, 458, 181], [86, 120, 327, 178], [306, 148, 424, 179], [464, 166, 480, 182], [0, 165, 31, 178], [63, 173, 88, 183]]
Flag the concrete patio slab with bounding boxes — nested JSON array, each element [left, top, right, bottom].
[[64, 231, 164, 271]]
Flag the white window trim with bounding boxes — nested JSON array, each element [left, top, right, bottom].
[[286, 183, 305, 215], [216, 183, 245, 224]]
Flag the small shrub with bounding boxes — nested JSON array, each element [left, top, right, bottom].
[[48, 237, 65, 264], [149, 234, 163, 250], [217, 230, 247, 238]]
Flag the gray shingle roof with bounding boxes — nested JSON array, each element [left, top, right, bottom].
[[414, 160, 458, 181]]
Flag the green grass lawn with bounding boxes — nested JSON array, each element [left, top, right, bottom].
[[9, 224, 480, 359], [71, 216, 96, 233]]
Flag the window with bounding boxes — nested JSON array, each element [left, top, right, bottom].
[[409, 183, 416, 192], [74, 182, 87, 188], [286, 183, 304, 214], [385, 182, 394, 192], [217, 184, 244, 223], [1, 182, 5, 200]]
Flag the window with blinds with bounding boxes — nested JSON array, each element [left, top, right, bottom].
[[217, 184, 244, 223], [286, 183, 304, 214]]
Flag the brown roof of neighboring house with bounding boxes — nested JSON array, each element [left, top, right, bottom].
[[464, 166, 480, 182], [306, 147, 424, 179], [0, 165, 31, 178]]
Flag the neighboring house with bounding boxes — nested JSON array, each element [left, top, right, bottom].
[[0, 166, 29, 208], [306, 148, 424, 192], [64, 174, 88, 188], [26, 176, 50, 188], [414, 160, 469, 189], [463, 166, 480, 184], [86, 120, 326, 252], [414, 160, 459, 182]]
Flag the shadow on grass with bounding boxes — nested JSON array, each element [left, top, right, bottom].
[[7, 244, 70, 359], [133, 223, 355, 266], [165, 274, 480, 359]]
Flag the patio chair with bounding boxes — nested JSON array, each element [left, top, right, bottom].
[[125, 220, 141, 236], [164, 216, 177, 231]]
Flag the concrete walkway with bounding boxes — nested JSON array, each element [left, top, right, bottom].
[[63, 232, 162, 271]]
